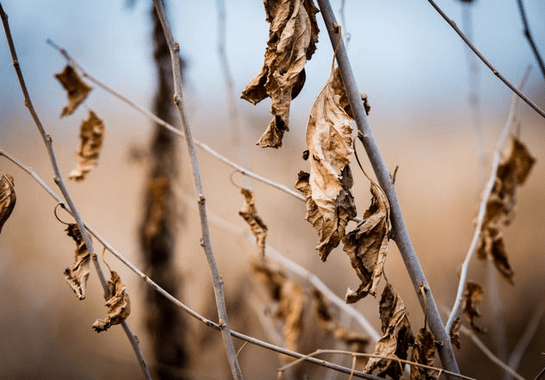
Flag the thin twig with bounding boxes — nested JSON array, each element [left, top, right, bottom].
[[316, 0, 461, 376], [459, 325, 526, 380], [426, 0, 545, 119], [516, 0, 545, 80], [0, 149, 389, 380], [445, 67, 532, 333], [151, 0, 243, 378], [0, 6, 152, 380]]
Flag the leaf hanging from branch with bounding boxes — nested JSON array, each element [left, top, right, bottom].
[[239, 188, 268, 257], [63, 224, 91, 300], [343, 179, 390, 303], [92, 270, 131, 333], [365, 284, 414, 379], [69, 110, 105, 181], [55, 65, 92, 117], [295, 67, 357, 261], [0, 172, 16, 234], [241, 0, 319, 148], [477, 135, 535, 283], [410, 327, 438, 380], [462, 281, 486, 333]]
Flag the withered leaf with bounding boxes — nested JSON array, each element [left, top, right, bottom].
[[365, 284, 414, 379], [69, 110, 105, 181], [462, 281, 486, 333], [55, 65, 92, 117], [410, 327, 437, 380], [63, 224, 90, 300], [92, 271, 131, 332], [0, 172, 16, 234], [241, 0, 319, 148], [343, 181, 390, 303], [449, 317, 462, 349], [239, 188, 268, 257], [477, 136, 535, 283], [295, 67, 357, 261]]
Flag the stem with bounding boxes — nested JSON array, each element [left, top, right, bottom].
[[426, 0, 545, 119], [516, 0, 545, 80], [151, 0, 243, 379], [0, 4, 151, 380], [445, 67, 531, 333], [316, 0, 460, 376]]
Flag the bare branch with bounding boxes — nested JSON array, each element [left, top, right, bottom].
[[0, 5, 151, 380], [516, 0, 545, 80], [426, 0, 545, 119], [315, 0, 461, 376]]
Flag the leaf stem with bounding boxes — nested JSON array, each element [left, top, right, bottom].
[[315, 0, 461, 376]]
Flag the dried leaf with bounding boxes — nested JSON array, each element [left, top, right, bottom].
[[239, 188, 268, 256], [410, 327, 437, 380], [462, 281, 486, 333], [449, 317, 462, 349], [63, 224, 90, 300], [477, 136, 535, 283], [242, 0, 319, 148], [55, 65, 92, 117], [365, 284, 414, 379], [69, 110, 105, 181], [92, 271, 131, 332], [343, 181, 390, 303], [0, 172, 16, 234], [295, 67, 357, 261]]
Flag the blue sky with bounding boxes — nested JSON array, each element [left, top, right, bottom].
[[1, 0, 544, 138]]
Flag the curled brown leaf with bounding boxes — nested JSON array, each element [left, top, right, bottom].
[[241, 0, 319, 148], [449, 317, 462, 349], [462, 281, 486, 334], [477, 136, 535, 283], [365, 284, 414, 379], [410, 327, 437, 380], [0, 172, 16, 234], [55, 65, 92, 117], [92, 271, 131, 332], [343, 181, 390, 303], [63, 224, 90, 300], [69, 110, 105, 181], [239, 188, 268, 257]]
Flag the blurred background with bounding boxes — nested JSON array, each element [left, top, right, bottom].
[[0, 0, 544, 379]]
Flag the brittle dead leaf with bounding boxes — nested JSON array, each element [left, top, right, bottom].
[[343, 180, 390, 303], [55, 65, 92, 117], [462, 281, 486, 334], [410, 327, 437, 380], [0, 172, 16, 234], [92, 271, 131, 332], [63, 224, 90, 300], [69, 110, 105, 181], [242, 0, 319, 148], [477, 136, 535, 283], [365, 284, 414, 379], [295, 67, 357, 261], [449, 317, 462, 349], [239, 188, 268, 257]]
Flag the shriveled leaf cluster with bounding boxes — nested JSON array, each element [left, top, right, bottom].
[[410, 327, 437, 380], [69, 110, 105, 181], [0, 172, 16, 234], [462, 281, 486, 333], [343, 181, 390, 303], [92, 271, 131, 332], [55, 65, 92, 117], [295, 67, 357, 261], [365, 284, 414, 379], [242, 0, 319, 148], [239, 188, 268, 257], [63, 224, 91, 300], [477, 136, 535, 283]]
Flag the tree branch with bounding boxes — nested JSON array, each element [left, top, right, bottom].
[[426, 0, 545, 119], [315, 0, 461, 376], [516, 0, 545, 80], [151, 0, 243, 378]]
